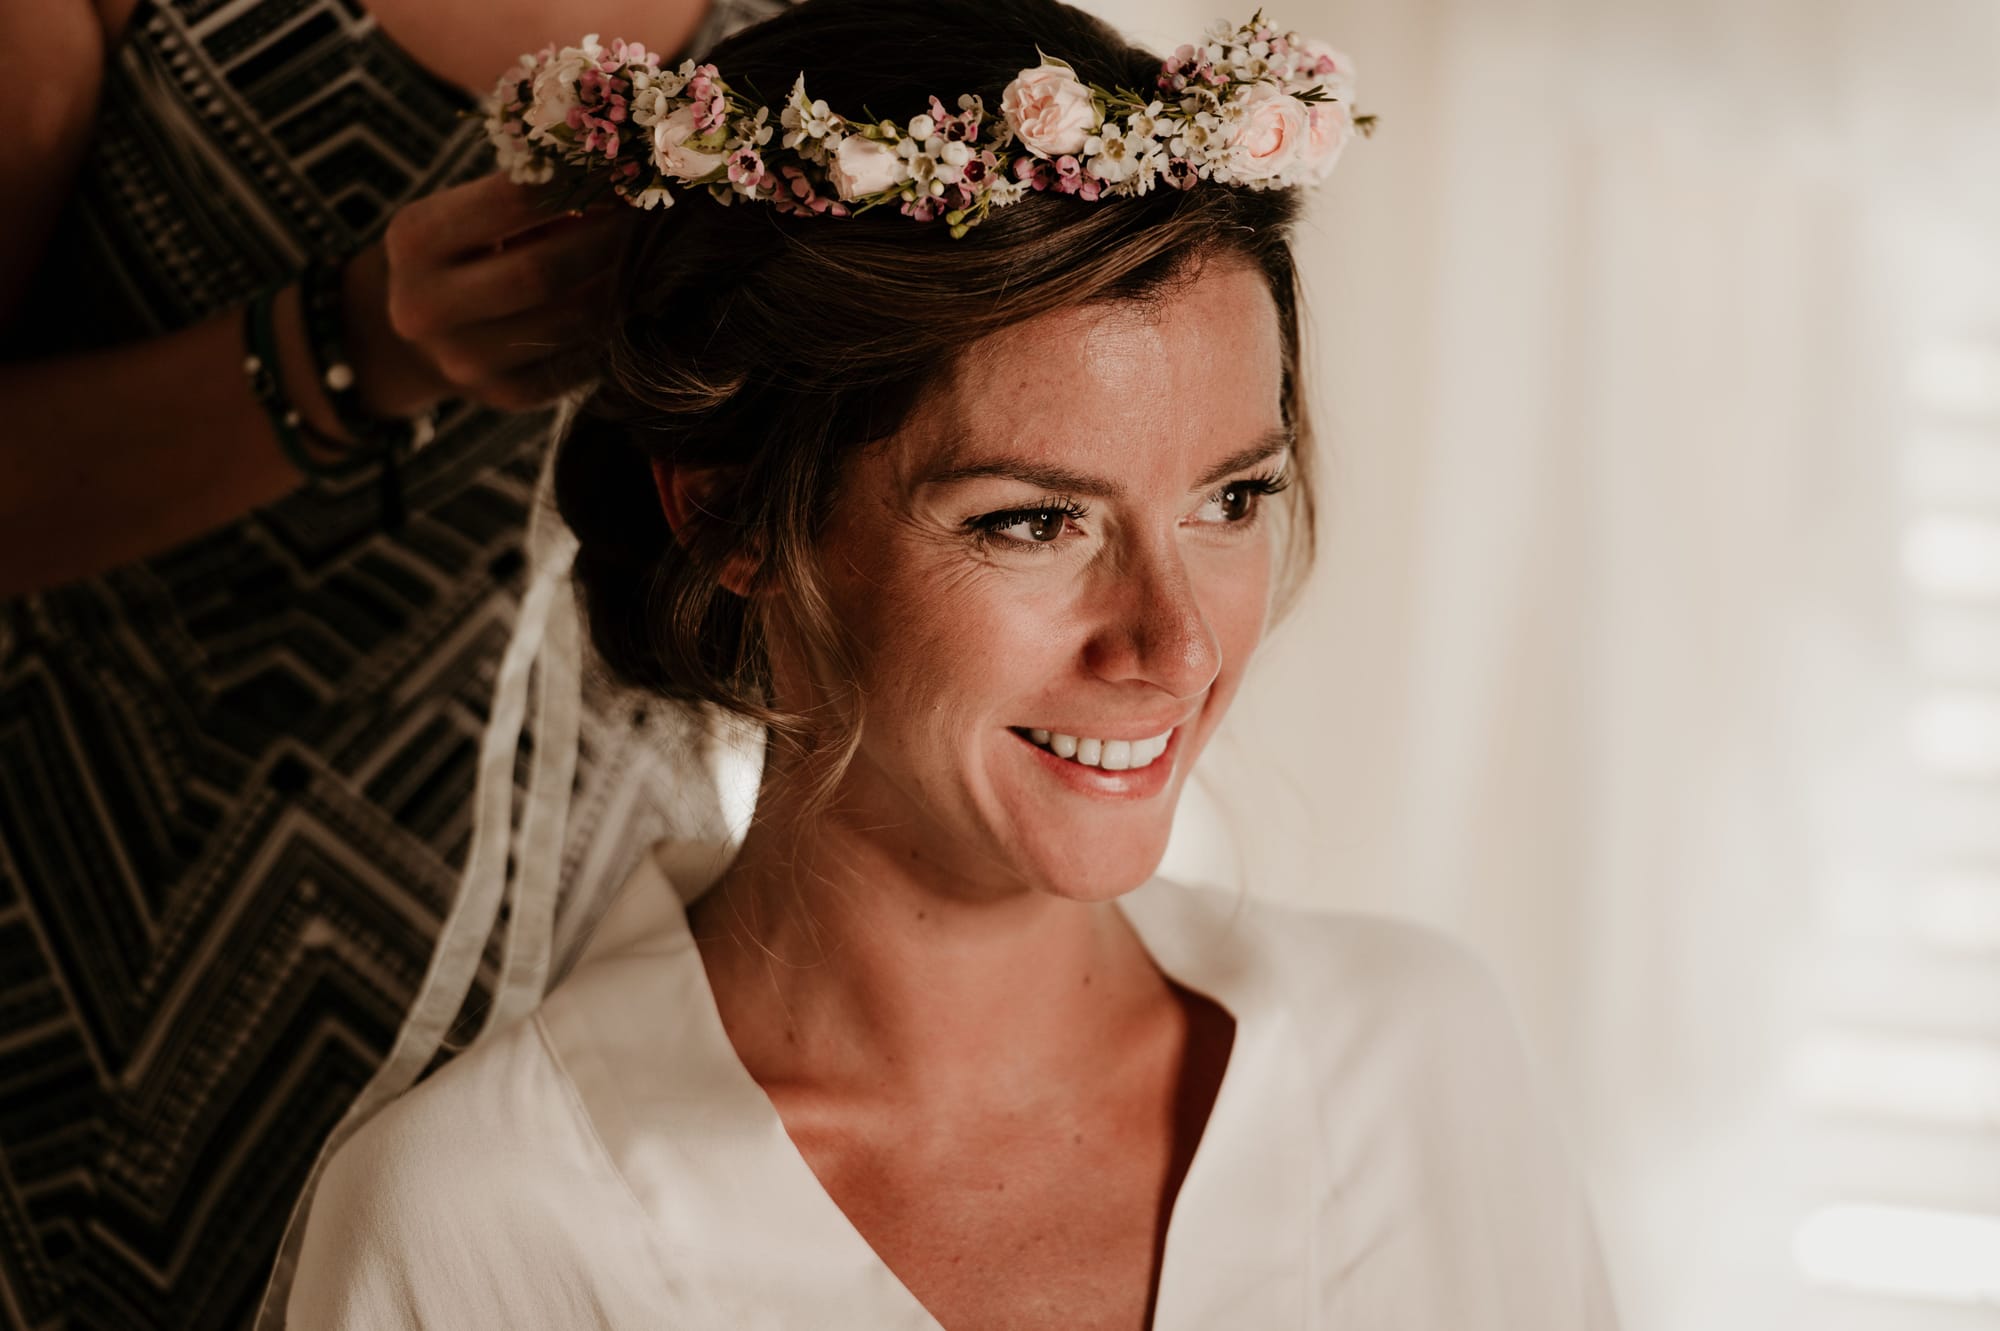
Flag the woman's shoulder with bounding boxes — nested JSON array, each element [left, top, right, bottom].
[[287, 1011, 665, 1327], [1137, 874, 1511, 1025], [322, 1010, 580, 1188], [1145, 879, 1620, 1325], [1135, 876, 1550, 1114]]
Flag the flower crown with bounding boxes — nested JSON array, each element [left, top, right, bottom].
[[483, 9, 1374, 237]]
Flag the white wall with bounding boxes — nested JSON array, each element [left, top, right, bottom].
[[1095, 1, 2000, 1326]]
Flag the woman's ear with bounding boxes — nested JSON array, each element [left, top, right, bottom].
[[650, 458, 760, 598], [649, 457, 706, 543]]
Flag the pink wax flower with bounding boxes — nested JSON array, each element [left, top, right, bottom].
[[727, 146, 765, 187]]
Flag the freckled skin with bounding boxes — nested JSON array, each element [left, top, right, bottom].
[[792, 258, 1286, 904]]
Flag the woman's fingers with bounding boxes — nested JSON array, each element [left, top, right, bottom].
[[389, 172, 579, 265], [369, 169, 639, 416], [447, 209, 632, 325], [422, 275, 613, 401], [393, 208, 632, 336], [469, 345, 607, 414]]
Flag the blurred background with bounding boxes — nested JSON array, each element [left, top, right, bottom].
[[1108, 0, 2000, 1326]]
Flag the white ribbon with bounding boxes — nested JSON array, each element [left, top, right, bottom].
[[255, 416, 579, 1329], [489, 559, 580, 1034]]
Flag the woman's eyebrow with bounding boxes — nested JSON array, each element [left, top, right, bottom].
[[920, 456, 1120, 496], [1193, 431, 1293, 489], [919, 426, 1293, 498]]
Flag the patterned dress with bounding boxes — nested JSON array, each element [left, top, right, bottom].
[[0, 0, 785, 1325]]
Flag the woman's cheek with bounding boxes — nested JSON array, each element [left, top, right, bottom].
[[1197, 534, 1276, 652], [853, 554, 1033, 707]]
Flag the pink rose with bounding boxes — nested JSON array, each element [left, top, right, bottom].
[[1226, 83, 1310, 181], [524, 36, 605, 143], [1295, 100, 1354, 183], [826, 134, 903, 200], [1000, 60, 1095, 159], [1293, 38, 1357, 103], [652, 105, 725, 180]]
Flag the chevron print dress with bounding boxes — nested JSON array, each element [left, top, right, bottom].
[[0, 0, 786, 1326]]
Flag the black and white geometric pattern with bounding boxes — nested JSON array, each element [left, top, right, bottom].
[[0, 0, 788, 1324]]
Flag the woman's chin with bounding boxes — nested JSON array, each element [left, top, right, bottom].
[[984, 726, 1193, 901], [1040, 872, 1159, 906], [1007, 828, 1174, 904]]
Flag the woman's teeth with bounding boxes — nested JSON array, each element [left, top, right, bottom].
[[1023, 727, 1172, 771]]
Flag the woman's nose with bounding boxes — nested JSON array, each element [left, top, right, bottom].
[[1080, 539, 1222, 700]]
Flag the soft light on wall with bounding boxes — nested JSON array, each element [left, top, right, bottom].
[[1096, 0, 2000, 1327]]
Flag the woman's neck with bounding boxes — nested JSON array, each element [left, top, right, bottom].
[[686, 808, 1173, 1114]]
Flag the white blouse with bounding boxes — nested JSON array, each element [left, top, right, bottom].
[[287, 839, 1621, 1329]]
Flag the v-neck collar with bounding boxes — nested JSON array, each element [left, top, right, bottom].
[[535, 839, 1319, 1330]]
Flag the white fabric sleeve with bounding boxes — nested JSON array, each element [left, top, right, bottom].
[[1387, 924, 1622, 1329], [1432, 940, 1620, 1327], [284, 1115, 431, 1330], [282, 1016, 669, 1330], [1289, 909, 1624, 1330]]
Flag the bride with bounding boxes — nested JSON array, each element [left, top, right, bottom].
[[279, 0, 1619, 1326]]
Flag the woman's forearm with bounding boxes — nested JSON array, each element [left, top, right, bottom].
[[0, 276, 407, 597]]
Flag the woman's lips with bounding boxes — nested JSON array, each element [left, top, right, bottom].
[[1012, 725, 1173, 770], [1009, 724, 1182, 799]]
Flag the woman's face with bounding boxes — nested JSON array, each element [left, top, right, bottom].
[[778, 256, 1291, 903]]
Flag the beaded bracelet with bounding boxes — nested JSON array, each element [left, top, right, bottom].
[[298, 253, 438, 456], [240, 285, 411, 530]]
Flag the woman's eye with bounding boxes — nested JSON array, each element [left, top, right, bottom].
[[1003, 510, 1068, 543], [972, 505, 1080, 546], [1193, 482, 1265, 525]]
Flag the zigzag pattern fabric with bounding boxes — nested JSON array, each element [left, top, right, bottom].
[[0, 0, 787, 1325]]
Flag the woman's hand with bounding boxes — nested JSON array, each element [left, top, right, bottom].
[[342, 172, 638, 417]]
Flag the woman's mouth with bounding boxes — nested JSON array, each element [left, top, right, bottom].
[[1009, 726, 1174, 771]]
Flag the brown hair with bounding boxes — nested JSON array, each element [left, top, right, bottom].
[[554, 0, 1318, 774]]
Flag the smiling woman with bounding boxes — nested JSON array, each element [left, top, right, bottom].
[[281, 0, 1621, 1327], [800, 266, 1295, 903]]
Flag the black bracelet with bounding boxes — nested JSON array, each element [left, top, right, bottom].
[[241, 286, 378, 482], [299, 253, 437, 455], [241, 284, 412, 530]]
